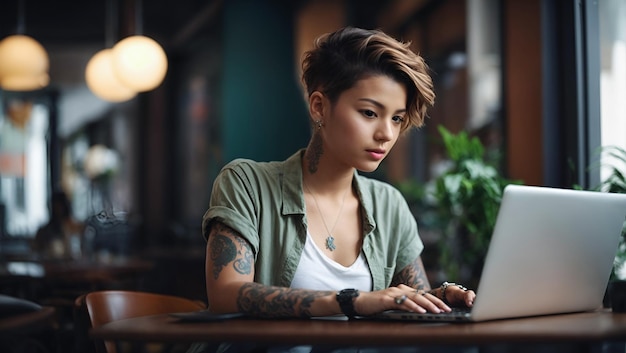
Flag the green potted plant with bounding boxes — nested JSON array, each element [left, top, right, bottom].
[[593, 146, 626, 280], [583, 145, 626, 311], [429, 126, 520, 287], [397, 125, 519, 288]]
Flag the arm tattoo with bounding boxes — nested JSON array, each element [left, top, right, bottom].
[[390, 257, 431, 291], [208, 224, 254, 279], [232, 235, 253, 274], [209, 234, 236, 280], [238, 282, 333, 318]]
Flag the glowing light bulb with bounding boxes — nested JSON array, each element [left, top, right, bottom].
[[0, 34, 49, 91], [85, 49, 137, 102], [111, 35, 168, 92]]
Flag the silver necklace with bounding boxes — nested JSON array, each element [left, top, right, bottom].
[[304, 182, 349, 252]]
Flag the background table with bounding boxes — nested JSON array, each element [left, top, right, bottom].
[[0, 306, 57, 353], [0, 257, 154, 299], [0, 306, 56, 336], [90, 309, 626, 348]]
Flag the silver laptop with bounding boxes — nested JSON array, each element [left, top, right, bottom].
[[375, 184, 626, 322]]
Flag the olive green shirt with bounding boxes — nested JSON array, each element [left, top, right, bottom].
[[201, 149, 423, 291]]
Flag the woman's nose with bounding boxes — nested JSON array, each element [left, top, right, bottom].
[[374, 120, 394, 141]]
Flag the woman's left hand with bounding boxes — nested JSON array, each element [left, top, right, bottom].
[[445, 285, 476, 308]]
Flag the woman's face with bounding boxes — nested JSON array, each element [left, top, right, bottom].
[[321, 75, 407, 173]]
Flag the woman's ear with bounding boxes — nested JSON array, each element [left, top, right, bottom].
[[309, 91, 325, 120]]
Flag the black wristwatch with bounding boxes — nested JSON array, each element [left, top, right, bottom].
[[336, 288, 360, 318]]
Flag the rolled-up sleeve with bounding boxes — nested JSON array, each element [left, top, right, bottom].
[[201, 162, 261, 256]]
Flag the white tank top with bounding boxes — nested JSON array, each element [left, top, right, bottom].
[[290, 231, 373, 291]]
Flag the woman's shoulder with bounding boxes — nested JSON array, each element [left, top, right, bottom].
[[220, 151, 301, 177], [220, 158, 285, 177], [221, 157, 261, 173], [215, 155, 302, 192]]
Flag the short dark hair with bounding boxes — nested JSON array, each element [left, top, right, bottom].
[[301, 27, 435, 131]]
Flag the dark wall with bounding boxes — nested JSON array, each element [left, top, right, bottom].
[[221, 0, 310, 163]]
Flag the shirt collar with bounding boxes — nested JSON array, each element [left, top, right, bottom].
[[279, 149, 376, 234], [280, 149, 306, 216]]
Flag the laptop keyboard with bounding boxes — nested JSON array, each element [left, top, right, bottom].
[[375, 307, 472, 322], [442, 307, 472, 318]]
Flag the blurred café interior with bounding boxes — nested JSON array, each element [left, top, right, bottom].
[[0, 0, 625, 350]]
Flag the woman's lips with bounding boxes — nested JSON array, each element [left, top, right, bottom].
[[367, 149, 386, 160]]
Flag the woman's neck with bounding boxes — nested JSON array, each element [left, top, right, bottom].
[[301, 147, 354, 197]]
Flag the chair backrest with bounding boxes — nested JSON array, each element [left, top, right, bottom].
[[78, 290, 205, 353], [74, 293, 94, 353]]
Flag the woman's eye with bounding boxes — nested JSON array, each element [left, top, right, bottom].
[[392, 115, 405, 124], [360, 109, 377, 118]]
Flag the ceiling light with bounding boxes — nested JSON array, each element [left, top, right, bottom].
[[0, 34, 49, 91], [111, 35, 168, 92], [85, 49, 136, 102]]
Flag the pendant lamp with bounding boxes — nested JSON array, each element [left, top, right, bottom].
[[0, 0, 49, 91], [85, 0, 136, 102], [111, 35, 167, 92], [85, 49, 136, 102], [111, 0, 168, 92]]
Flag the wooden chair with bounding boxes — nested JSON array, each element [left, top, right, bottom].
[[75, 290, 205, 353]]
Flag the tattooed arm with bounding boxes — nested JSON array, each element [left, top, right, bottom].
[[206, 222, 466, 317], [390, 256, 439, 295], [205, 221, 338, 318], [390, 256, 476, 308]]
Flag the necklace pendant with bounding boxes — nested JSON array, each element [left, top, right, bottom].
[[325, 235, 336, 251]]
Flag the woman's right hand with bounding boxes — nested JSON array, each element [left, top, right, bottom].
[[354, 284, 451, 316]]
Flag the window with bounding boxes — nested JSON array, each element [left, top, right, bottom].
[[0, 96, 49, 237], [599, 0, 626, 182]]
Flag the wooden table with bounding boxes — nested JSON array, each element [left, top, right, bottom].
[[0, 257, 153, 294], [43, 258, 153, 284], [0, 257, 153, 280], [90, 309, 626, 348], [0, 306, 56, 336]]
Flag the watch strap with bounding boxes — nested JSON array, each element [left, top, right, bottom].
[[336, 288, 359, 318]]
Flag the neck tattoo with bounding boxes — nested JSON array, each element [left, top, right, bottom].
[[304, 181, 350, 252]]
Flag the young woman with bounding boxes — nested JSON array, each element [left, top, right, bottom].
[[201, 27, 475, 322]]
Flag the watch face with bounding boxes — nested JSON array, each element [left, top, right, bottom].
[[338, 289, 358, 299], [337, 289, 359, 317], [338, 289, 359, 302]]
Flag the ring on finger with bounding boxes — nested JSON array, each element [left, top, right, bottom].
[[394, 295, 408, 305]]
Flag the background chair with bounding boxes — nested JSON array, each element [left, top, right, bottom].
[[75, 290, 205, 353], [0, 295, 56, 353]]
